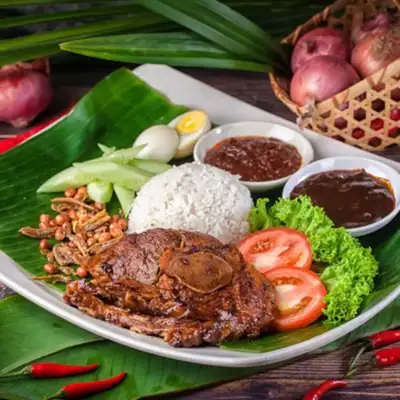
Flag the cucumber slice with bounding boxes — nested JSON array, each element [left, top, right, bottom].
[[37, 166, 93, 193], [131, 159, 171, 175], [85, 144, 147, 165], [74, 161, 152, 191], [98, 143, 116, 156], [114, 184, 135, 217], [87, 180, 113, 203]]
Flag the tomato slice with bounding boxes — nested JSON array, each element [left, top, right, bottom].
[[265, 267, 327, 331], [238, 227, 312, 273]]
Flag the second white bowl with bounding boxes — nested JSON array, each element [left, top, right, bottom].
[[282, 156, 400, 237], [193, 121, 314, 193]]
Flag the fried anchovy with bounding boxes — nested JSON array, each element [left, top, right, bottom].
[[68, 234, 88, 257], [89, 237, 122, 255], [19, 226, 57, 238], [84, 215, 111, 232], [33, 275, 72, 284], [51, 197, 96, 211], [59, 266, 75, 275], [53, 244, 76, 266]]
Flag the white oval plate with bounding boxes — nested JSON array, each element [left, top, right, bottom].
[[283, 156, 400, 237], [194, 121, 314, 192], [1, 64, 400, 368]]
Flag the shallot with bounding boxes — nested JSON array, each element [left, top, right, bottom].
[[291, 27, 351, 73], [0, 58, 53, 128], [290, 56, 360, 106], [351, 10, 391, 44], [351, 28, 400, 78]]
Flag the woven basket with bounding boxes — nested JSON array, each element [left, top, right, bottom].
[[269, 0, 400, 152]]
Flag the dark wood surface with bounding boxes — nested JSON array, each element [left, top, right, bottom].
[[1, 65, 399, 400]]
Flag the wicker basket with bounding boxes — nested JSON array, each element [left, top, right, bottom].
[[269, 0, 400, 151]]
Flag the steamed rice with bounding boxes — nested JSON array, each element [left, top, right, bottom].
[[128, 163, 253, 243]]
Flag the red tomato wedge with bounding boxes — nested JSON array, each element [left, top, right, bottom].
[[238, 227, 312, 273], [265, 267, 327, 331]]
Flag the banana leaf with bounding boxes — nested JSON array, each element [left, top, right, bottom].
[[0, 68, 399, 396], [60, 33, 272, 72]]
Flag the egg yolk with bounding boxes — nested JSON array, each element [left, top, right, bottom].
[[176, 111, 208, 136]]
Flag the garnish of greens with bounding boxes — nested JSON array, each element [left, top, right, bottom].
[[37, 143, 171, 216], [248, 196, 379, 326]]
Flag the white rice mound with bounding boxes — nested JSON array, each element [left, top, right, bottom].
[[128, 163, 253, 244]]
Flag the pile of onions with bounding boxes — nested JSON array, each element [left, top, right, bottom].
[[290, 56, 359, 106], [351, 28, 400, 78], [0, 58, 53, 128], [289, 9, 400, 107], [291, 27, 351, 73]]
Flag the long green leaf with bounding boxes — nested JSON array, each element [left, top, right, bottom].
[[0, 0, 111, 5], [61, 32, 272, 72], [137, 0, 284, 67], [0, 14, 167, 52], [0, 4, 146, 29], [0, 45, 60, 66]]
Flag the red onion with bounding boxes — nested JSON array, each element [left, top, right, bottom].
[[351, 28, 400, 78], [290, 56, 360, 106], [291, 27, 351, 73], [0, 58, 53, 128], [351, 10, 391, 44]]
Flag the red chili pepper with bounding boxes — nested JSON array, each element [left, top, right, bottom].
[[348, 347, 400, 376], [370, 330, 400, 349], [0, 103, 74, 155], [45, 372, 126, 399], [303, 380, 348, 400], [375, 347, 400, 368], [347, 329, 400, 373], [0, 363, 99, 379]]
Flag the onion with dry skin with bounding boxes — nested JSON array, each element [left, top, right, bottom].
[[351, 28, 400, 78], [351, 10, 391, 44], [0, 58, 53, 128], [290, 56, 360, 106], [291, 27, 351, 73]]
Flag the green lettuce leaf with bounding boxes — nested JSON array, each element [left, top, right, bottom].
[[247, 196, 379, 326], [248, 198, 279, 232]]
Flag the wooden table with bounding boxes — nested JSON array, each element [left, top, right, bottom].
[[1, 65, 399, 400]]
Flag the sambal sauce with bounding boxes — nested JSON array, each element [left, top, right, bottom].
[[204, 136, 302, 182], [290, 169, 395, 228]]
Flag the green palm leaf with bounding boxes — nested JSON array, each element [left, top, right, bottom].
[[0, 0, 108, 5], [0, 45, 60, 66], [137, 0, 286, 68], [0, 15, 166, 52], [0, 4, 145, 29], [60, 32, 272, 72]]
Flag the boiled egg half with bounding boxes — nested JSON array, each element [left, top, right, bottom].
[[134, 125, 179, 163], [169, 110, 211, 158]]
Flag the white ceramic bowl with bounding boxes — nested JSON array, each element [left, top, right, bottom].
[[282, 156, 400, 237], [193, 121, 314, 193]]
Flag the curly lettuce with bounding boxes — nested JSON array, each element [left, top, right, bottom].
[[248, 196, 379, 326]]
